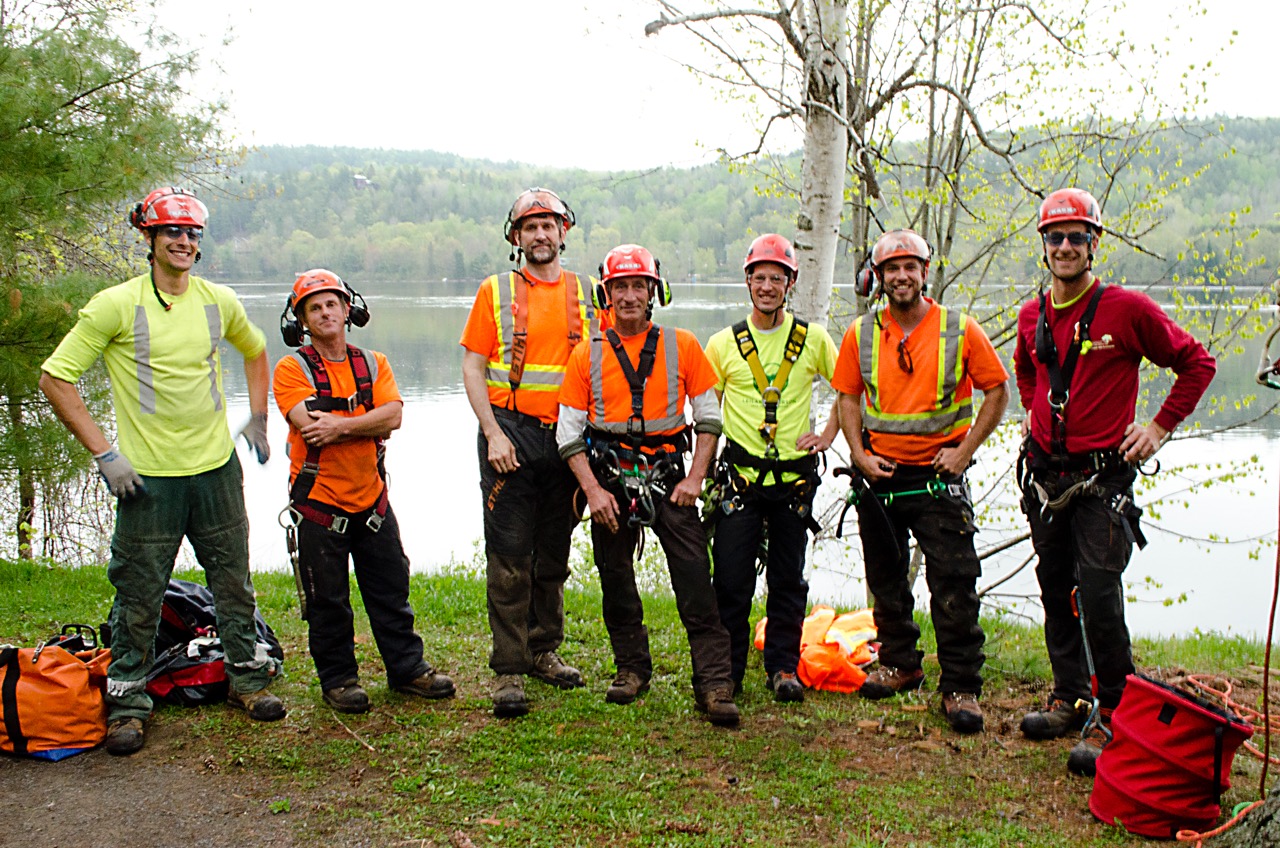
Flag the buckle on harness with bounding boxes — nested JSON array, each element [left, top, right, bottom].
[[330, 515, 349, 534], [366, 512, 384, 532]]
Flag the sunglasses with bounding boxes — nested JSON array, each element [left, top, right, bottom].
[[748, 273, 790, 286], [897, 337, 914, 374], [1042, 231, 1093, 247], [158, 225, 203, 241]]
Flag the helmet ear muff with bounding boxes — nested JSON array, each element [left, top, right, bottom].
[[854, 254, 878, 299], [280, 294, 304, 347], [654, 258, 671, 307], [130, 202, 145, 230], [345, 282, 370, 328], [595, 265, 609, 310]]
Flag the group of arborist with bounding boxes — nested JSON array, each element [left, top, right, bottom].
[[38, 183, 1215, 776]]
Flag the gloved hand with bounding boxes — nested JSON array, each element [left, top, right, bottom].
[[93, 448, 146, 499], [238, 411, 270, 464]]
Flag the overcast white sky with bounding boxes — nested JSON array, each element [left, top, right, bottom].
[[172, 1, 1276, 171]]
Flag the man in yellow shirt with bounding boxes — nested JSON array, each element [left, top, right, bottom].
[[40, 187, 284, 756], [704, 234, 840, 703]]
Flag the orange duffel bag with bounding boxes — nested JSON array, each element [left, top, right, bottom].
[[0, 625, 111, 761], [754, 606, 878, 693]]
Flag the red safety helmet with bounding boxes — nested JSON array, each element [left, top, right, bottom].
[[129, 186, 208, 231], [870, 229, 931, 270], [504, 187, 575, 245], [597, 244, 670, 309], [289, 269, 350, 316], [1038, 188, 1102, 232], [743, 234, 798, 275], [600, 244, 661, 285]]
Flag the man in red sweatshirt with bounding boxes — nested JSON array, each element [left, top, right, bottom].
[[1013, 188, 1216, 777]]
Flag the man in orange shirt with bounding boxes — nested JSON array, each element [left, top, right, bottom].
[[833, 230, 1009, 733], [460, 188, 600, 717], [275, 270, 454, 714], [557, 244, 739, 727]]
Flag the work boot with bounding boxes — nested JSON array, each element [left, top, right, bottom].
[[395, 671, 456, 700], [322, 683, 370, 714], [1067, 709, 1114, 777], [1020, 697, 1087, 740], [768, 670, 805, 704], [227, 687, 287, 722], [695, 685, 741, 727], [859, 665, 925, 700], [105, 717, 145, 756], [605, 670, 650, 705], [941, 692, 985, 734], [492, 674, 529, 718], [530, 651, 584, 689]]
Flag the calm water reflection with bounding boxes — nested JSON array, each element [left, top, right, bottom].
[[215, 278, 1277, 639]]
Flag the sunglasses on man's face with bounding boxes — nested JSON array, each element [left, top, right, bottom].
[[158, 225, 203, 241], [1042, 231, 1092, 247]]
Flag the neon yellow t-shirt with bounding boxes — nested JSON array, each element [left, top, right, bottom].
[[42, 274, 267, 477], [705, 313, 838, 484]]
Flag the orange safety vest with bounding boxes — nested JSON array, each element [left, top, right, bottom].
[[484, 270, 597, 394]]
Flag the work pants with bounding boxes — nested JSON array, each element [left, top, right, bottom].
[[1024, 466, 1137, 709], [856, 466, 985, 695], [105, 453, 271, 722], [712, 490, 811, 687], [294, 503, 429, 691], [591, 478, 733, 695], [478, 408, 579, 675]]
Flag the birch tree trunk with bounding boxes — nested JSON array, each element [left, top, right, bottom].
[[790, 0, 849, 327]]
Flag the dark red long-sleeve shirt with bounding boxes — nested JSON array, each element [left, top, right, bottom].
[[1014, 280, 1216, 454]]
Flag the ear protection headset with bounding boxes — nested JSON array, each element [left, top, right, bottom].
[[279, 279, 370, 348], [853, 253, 878, 299]]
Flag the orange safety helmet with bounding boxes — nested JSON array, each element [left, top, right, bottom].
[[1038, 188, 1102, 232], [504, 187, 575, 245], [870, 229, 931, 271], [743, 233, 798, 275], [289, 269, 350, 316], [129, 187, 208, 231]]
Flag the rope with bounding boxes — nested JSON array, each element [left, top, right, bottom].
[[1175, 800, 1266, 845], [1172, 454, 1280, 845]]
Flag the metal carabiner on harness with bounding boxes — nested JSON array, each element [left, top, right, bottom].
[[278, 505, 308, 618]]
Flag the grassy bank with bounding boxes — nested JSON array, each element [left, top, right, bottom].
[[0, 557, 1271, 847]]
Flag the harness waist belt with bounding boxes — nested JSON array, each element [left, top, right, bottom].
[[292, 486, 389, 534], [1026, 438, 1125, 475]]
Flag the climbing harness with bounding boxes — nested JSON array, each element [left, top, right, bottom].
[[1035, 282, 1107, 459], [731, 317, 808, 458]]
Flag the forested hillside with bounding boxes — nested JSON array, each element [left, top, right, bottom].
[[203, 118, 1279, 287]]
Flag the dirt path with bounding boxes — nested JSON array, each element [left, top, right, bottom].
[[0, 718, 344, 848]]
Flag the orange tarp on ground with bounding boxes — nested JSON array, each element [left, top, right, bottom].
[[754, 606, 877, 693]]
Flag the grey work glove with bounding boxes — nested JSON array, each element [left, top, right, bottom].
[[238, 411, 270, 464], [93, 448, 146, 499]]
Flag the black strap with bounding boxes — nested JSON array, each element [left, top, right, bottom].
[[1, 647, 25, 756], [605, 326, 660, 439], [291, 345, 380, 506], [1212, 723, 1226, 806], [1035, 283, 1107, 458]]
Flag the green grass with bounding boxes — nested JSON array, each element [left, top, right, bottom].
[[0, 556, 1270, 847]]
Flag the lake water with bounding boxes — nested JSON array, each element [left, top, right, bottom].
[[216, 278, 1279, 640]]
